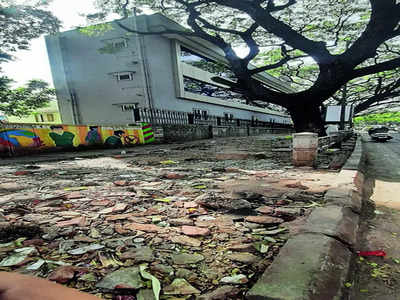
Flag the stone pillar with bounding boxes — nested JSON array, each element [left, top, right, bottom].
[[292, 132, 318, 167]]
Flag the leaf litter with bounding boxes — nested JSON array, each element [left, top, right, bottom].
[[0, 136, 330, 299]]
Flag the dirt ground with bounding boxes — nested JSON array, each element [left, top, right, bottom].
[[351, 205, 400, 300], [0, 135, 352, 299]]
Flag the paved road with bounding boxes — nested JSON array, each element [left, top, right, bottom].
[[362, 133, 400, 182]]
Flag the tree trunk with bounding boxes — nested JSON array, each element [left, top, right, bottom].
[[287, 103, 326, 136]]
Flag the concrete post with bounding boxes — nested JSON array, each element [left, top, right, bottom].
[[292, 132, 318, 167]]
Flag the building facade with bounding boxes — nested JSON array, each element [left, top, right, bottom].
[[6, 101, 62, 124], [45, 14, 293, 126]]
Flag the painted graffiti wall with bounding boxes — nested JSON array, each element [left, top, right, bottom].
[[0, 123, 154, 157]]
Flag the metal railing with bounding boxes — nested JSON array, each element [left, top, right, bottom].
[[131, 107, 293, 129], [318, 130, 353, 150]]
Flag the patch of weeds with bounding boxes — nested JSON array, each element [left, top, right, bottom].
[[368, 263, 393, 286]]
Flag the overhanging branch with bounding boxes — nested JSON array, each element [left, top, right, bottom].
[[350, 57, 400, 80]]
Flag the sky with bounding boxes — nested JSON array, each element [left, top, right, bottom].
[[2, 0, 108, 87], [2, 0, 249, 88]]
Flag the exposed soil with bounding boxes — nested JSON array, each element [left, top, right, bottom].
[[351, 205, 400, 300]]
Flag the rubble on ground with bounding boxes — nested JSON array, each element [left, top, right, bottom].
[[0, 135, 352, 299]]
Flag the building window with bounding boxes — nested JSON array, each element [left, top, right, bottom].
[[183, 77, 247, 104], [113, 39, 128, 49], [47, 114, 55, 122], [35, 114, 44, 122], [193, 108, 208, 120], [224, 113, 234, 122], [180, 46, 236, 79], [116, 72, 134, 81], [193, 109, 201, 119]]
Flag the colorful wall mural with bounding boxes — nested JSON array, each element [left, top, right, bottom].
[[0, 123, 154, 156]]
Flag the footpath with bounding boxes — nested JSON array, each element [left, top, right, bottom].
[[0, 134, 366, 299]]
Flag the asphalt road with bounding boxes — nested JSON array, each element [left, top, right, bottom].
[[362, 133, 400, 182]]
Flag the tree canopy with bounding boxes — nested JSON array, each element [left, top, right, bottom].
[[0, 0, 60, 117], [93, 0, 400, 134], [0, 77, 55, 117], [354, 111, 400, 126]]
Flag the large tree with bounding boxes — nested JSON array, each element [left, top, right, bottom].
[[0, 0, 60, 117], [0, 77, 55, 117], [93, 0, 400, 134]]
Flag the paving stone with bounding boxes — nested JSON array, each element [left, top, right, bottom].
[[255, 206, 274, 214], [120, 247, 154, 262], [164, 278, 201, 295], [96, 267, 144, 290], [170, 235, 201, 247], [181, 225, 210, 236], [172, 253, 205, 265], [56, 216, 87, 227], [150, 264, 174, 276], [227, 243, 254, 252], [226, 252, 260, 264], [244, 216, 284, 225], [175, 268, 198, 281], [124, 223, 163, 233], [163, 172, 186, 179], [169, 218, 194, 226], [229, 199, 252, 210], [220, 274, 248, 284], [198, 286, 241, 300]]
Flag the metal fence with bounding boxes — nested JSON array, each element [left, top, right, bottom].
[[131, 107, 293, 129], [318, 130, 353, 150]]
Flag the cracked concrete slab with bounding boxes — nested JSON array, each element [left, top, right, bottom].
[[246, 233, 352, 300], [299, 205, 359, 247]]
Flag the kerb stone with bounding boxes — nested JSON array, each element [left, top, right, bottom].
[[300, 205, 359, 247], [246, 233, 351, 300], [325, 188, 362, 214]]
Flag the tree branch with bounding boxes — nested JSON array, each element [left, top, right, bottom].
[[249, 56, 292, 75], [341, 0, 400, 68], [350, 57, 400, 79], [213, 0, 332, 63]]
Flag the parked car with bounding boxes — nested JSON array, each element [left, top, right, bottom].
[[368, 126, 393, 142]]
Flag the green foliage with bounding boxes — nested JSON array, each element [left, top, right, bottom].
[[0, 1, 60, 118], [0, 77, 55, 117], [78, 23, 114, 37], [92, 0, 400, 131], [354, 112, 400, 125], [0, 1, 60, 61]]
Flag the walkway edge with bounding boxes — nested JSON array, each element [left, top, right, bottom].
[[247, 134, 365, 300]]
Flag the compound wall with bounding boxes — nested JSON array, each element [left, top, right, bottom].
[[0, 123, 154, 157]]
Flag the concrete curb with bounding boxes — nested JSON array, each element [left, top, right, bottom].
[[247, 134, 366, 300]]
